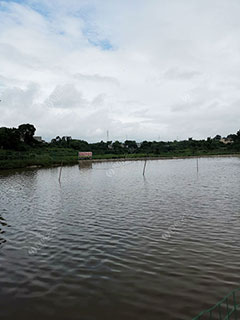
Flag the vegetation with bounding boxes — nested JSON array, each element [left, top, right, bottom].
[[0, 124, 240, 169]]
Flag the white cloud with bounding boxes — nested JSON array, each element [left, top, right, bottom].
[[45, 84, 87, 109], [0, 0, 240, 142]]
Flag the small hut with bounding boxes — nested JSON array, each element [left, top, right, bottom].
[[78, 152, 92, 160]]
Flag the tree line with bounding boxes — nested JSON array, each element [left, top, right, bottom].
[[0, 124, 37, 150], [1, 124, 240, 155]]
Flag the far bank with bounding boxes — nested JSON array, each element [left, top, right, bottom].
[[0, 148, 240, 170]]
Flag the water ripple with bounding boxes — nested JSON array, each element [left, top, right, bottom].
[[0, 157, 240, 319]]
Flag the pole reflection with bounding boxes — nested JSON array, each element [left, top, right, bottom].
[[0, 215, 8, 248]]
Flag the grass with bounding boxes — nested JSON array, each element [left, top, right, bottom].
[[0, 148, 78, 169], [0, 148, 239, 170]]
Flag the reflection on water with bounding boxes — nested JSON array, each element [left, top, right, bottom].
[[0, 215, 8, 247], [0, 157, 240, 320], [78, 160, 93, 170]]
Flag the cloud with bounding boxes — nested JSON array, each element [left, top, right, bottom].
[[0, 0, 240, 141], [45, 84, 87, 109], [74, 73, 119, 86], [164, 68, 201, 81], [0, 83, 39, 110]]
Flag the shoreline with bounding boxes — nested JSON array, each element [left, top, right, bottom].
[[90, 153, 240, 163], [0, 153, 239, 171]]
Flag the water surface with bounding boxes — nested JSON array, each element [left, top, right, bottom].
[[0, 157, 240, 320]]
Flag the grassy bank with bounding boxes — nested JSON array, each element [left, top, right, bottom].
[[0, 148, 78, 169], [0, 147, 240, 170]]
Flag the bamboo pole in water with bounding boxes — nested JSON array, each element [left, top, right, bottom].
[[143, 159, 147, 176], [59, 162, 63, 182]]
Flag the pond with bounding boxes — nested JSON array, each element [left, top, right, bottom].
[[0, 157, 240, 320]]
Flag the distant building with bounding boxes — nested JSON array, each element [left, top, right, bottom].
[[34, 136, 43, 142], [220, 138, 233, 144], [62, 136, 72, 141], [78, 152, 92, 159]]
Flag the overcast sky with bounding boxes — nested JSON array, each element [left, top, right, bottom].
[[0, 0, 240, 142]]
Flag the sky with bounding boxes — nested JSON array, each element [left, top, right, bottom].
[[0, 0, 240, 142]]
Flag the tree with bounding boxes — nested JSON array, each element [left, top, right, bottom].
[[18, 124, 36, 145], [0, 127, 21, 150], [112, 141, 123, 154], [214, 135, 221, 141], [69, 139, 89, 150], [124, 140, 137, 153]]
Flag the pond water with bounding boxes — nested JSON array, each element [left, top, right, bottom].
[[0, 157, 240, 320]]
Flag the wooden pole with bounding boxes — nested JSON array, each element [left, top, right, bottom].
[[196, 158, 199, 173], [59, 162, 63, 182], [143, 159, 147, 176]]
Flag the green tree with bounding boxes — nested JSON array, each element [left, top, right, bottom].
[[112, 141, 123, 154], [18, 124, 36, 145], [0, 127, 21, 150]]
